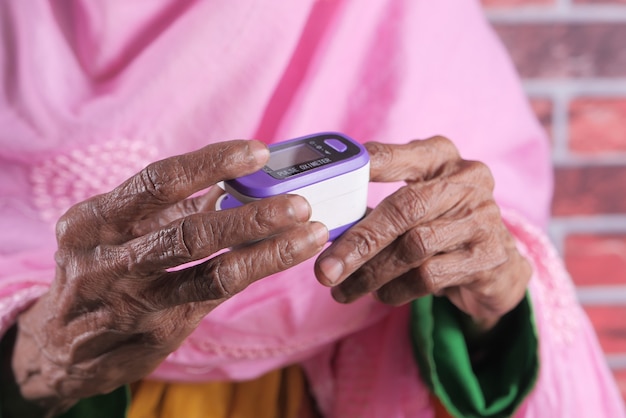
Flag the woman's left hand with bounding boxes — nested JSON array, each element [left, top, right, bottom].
[[314, 136, 532, 331]]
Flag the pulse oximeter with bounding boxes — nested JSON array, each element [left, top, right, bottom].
[[216, 132, 370, 240]]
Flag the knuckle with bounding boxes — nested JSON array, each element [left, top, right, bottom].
[[470, 201, 503, 239], [55, 199, 100, 245], [214, 141, 257, 172], [53, 248, 72, 269], [473, 238, 508, 270], [492, 240, 510, 265], [400, 227, 434, 263], [388, 185, 428, 227], [204, 217, 226, 249], [128, 221, 197, 274], [474, 161, 495, 191], [474, 275, 500, 301], [55, 212, 73, 244], [121, 242, 143, 275], [91, 245, 121, 277], [178, 216, 212, 259], [480, 199, 502, 220], [460, 160, 495, 191], [470, 159, 491, 176], [418, 260, 441, 294], [179, 195, 203, 216], [202, 259, 238, 300], [242, 195, 302, 237], [423, 135, 460, 159], [252, 199, 286, 231], [275, 238, 300, 268], [137, 163, 173, 203], [166, 219, 195, 260], [344, 227, 380, 260]]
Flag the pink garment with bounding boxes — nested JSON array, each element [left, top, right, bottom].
[[0, 0, 623, 416]]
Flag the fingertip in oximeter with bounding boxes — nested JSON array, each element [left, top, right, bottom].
[[216, 132, 370, 240]]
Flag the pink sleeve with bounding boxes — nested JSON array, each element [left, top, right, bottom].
[[504, 210, 626, 417], [0, 251, 53, 337]]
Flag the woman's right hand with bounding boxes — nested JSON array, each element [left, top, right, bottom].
[[11, 140, 328, 415]]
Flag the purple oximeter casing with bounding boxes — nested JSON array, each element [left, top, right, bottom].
[[218, 132, 370, 240]]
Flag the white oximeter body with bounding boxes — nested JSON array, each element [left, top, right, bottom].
[[216, 132, 370, 240]]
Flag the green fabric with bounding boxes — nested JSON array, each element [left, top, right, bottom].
[[411, 294, 539, 418], [0, 383, 129, 418], [57, 386, 129, 418]]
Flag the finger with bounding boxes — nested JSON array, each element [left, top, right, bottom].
[[159, 186, 224, 221], [80, 140, 268, 225], [108, 140, 268, 219], [110, 194, 314, 273], [365, 136, 461, 183], [315, 180, 471, 286], [130, 186, 224, 237], [329, 215, 482, 303], [56, 141, 268, 248], [373, 240, 508, 306], [147, 221, 329, 308]]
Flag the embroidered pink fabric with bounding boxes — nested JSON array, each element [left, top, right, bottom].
[[0, 0, 623, 416]]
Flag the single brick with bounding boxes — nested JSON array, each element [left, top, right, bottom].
[[552, 166, 626, 216], [492, 23, 626, 78], [565, 235, 626, 286], [569, 98, 626, 154], [583, 305, 626, 354]]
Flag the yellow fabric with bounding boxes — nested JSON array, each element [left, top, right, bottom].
[[127, 365, 306, 418]]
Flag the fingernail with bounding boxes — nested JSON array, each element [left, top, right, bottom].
[[249, 141, 270, 164], [318, 256, 343, 285], [291, 196, 312, 222], [311, 222, 329, 245]]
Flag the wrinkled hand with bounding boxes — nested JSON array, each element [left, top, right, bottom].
[[315, 136, 531, 331], [12, 140, 328, 414]]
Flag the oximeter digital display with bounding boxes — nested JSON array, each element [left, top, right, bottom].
[[216, 132, 370, 240]]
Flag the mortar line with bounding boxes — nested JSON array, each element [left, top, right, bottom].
[[557, 0, 570, 13], [577, 286, 626, 305], [607, 354, 626, 370], [487, 6, 626, 22], [549, 215, 626, 255], [524, 79, 626, 96]]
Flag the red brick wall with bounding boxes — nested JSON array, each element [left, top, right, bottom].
[[482, 0, 626, 404]]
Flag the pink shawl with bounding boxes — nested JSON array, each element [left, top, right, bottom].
[[0, 0, 623, 416]]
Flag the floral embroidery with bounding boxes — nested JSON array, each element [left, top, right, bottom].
[[30, 139, 157, 223]]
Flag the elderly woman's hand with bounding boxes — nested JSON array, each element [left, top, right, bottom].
[[12, 140, 328, 414], [315, 137, 531, 332]]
